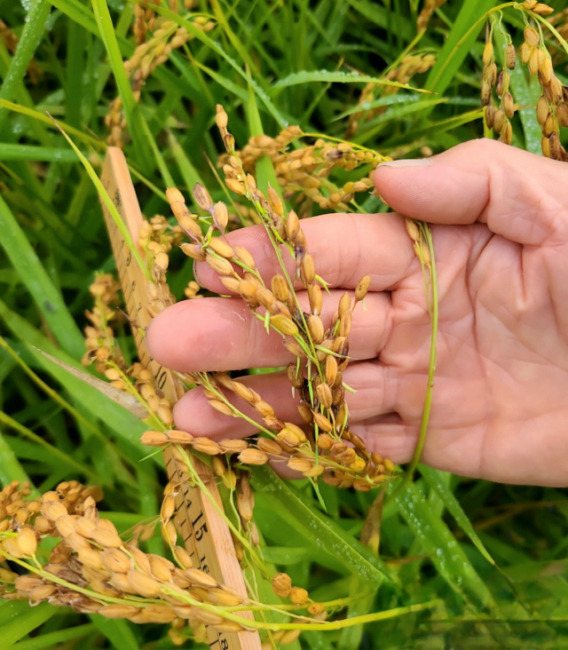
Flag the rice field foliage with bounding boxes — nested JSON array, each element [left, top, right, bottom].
[[1, 0, 568, 648]]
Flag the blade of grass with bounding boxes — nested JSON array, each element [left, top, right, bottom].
[[0, 0, 51, 134], [210, 0, 259, 75], [0, 410, 97, 481], [391, 479, 501, 615], [252, 466, 395, 587], [0, 300, 156, 461], [1, 601, 54, 648], [50, 116, 151, 283], [151, 3, 288, 128], [167, 130, 205, 191], [89, 617, 140, 650], [0, 145, 78, 162], [11, 623, 97, 650], [273, 69, 430, 92], [0, 99, 102, 149], [419, 466, 497, 569], [0, 194, 84, 359], [90, 0, 152, 167], [425, 0, 498, 95], [245, 83, 282, 197], [0, 430, 30, 485]]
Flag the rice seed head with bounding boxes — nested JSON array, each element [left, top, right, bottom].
[[272, 572, 292, 598], [233, 245, 256, 270], [15, 526, 37, 556], [285, 210, 300, 241], [126, 569, 162, 598], [140, 430, 168, 446], [208, 236, 234, 259], [300, 254, 315, 285], [502, 92, 515, 119], [271, 314, 299, 336], [532, 2, 554, 15], [101, 547, 132, 574], [192, 437, 222, 455], [211, 201, 228, 232], [192, 183, 213, 212], [238, 448, 269, 466], [536, 95, 549, 126], [482, 41, 493, 66], [520, 41, 531, 65], [287, 363, 304, 388], [316, 382, 333, 409], [180, 242, 205, 261], [355, 274, 371, 301], [271, 274, 290, 303], [290, 586, 309, 605], [505, 43, 516, 70], [556, 103, 568, 127], [313, 412, 333, 433], [325, 355, 338, 385], [215, 103, 228, 129], [205, 254, 234, 276], [499, 120, 513, 145], [308, 283, 323, 315], [165, 430, 195, 445], [528, 48, 539, 76], [524, 27, 540, 48], [307, 315, 325, 344], [257, 437, 283, 455], [90, 523, 123, 549], [226, 178, 246, 195], [219, 438, 249, 454]]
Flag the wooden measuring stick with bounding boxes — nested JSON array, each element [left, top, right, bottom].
[[100, 148, 261, 650]]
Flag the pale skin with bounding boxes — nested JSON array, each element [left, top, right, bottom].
[[147, 139, 568, 487]]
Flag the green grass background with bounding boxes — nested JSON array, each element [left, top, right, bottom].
[[1, 0, 568, 648]]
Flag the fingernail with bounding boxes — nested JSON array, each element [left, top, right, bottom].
[[377, 158, 431, 168]]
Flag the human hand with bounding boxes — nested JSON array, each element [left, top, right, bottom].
[[147, 139, 568, 487]]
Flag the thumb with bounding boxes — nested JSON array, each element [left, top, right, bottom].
[[374, 138, 568, 246]]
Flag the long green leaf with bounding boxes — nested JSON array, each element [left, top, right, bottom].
[[12, 623, 96, 650], [1, 601, 54, 648], [0, 430, 30, 486], [392, 480, 500, 613], [425, 0, 496, 95], [0, 300, 155, 461], [274, 69, 428, 91], [0, 194, 84, 359], [0, 0, 51, 134], [253, 467, 395, 587]]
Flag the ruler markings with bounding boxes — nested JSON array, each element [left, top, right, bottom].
[[99, 148, 261, 650]]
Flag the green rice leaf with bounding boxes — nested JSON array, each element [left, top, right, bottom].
[[0, 601, 54, 648], [274, 70, 429, 92], [425, 0, 496, 95], [253, 467, 395, 587], [0, 194, 84, 359]]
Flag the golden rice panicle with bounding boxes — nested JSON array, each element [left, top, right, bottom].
[[107, 13, 215, 147], [347, 52, 436, 138], [218, 113, 383, 216], [514, 11, 568, 160], [417, 0, 448, 33], [83, 272, 126, 374]]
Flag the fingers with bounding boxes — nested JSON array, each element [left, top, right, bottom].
[[194, 212, 415, 295], [147, 291, 392, 372], [172, 361, 398, 437], [374, 138, 568, 245]]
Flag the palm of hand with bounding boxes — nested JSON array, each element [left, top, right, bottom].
[[382, 222, 568, 485]]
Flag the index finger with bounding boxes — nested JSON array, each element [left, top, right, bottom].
[[194, 212, 415, 294]]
